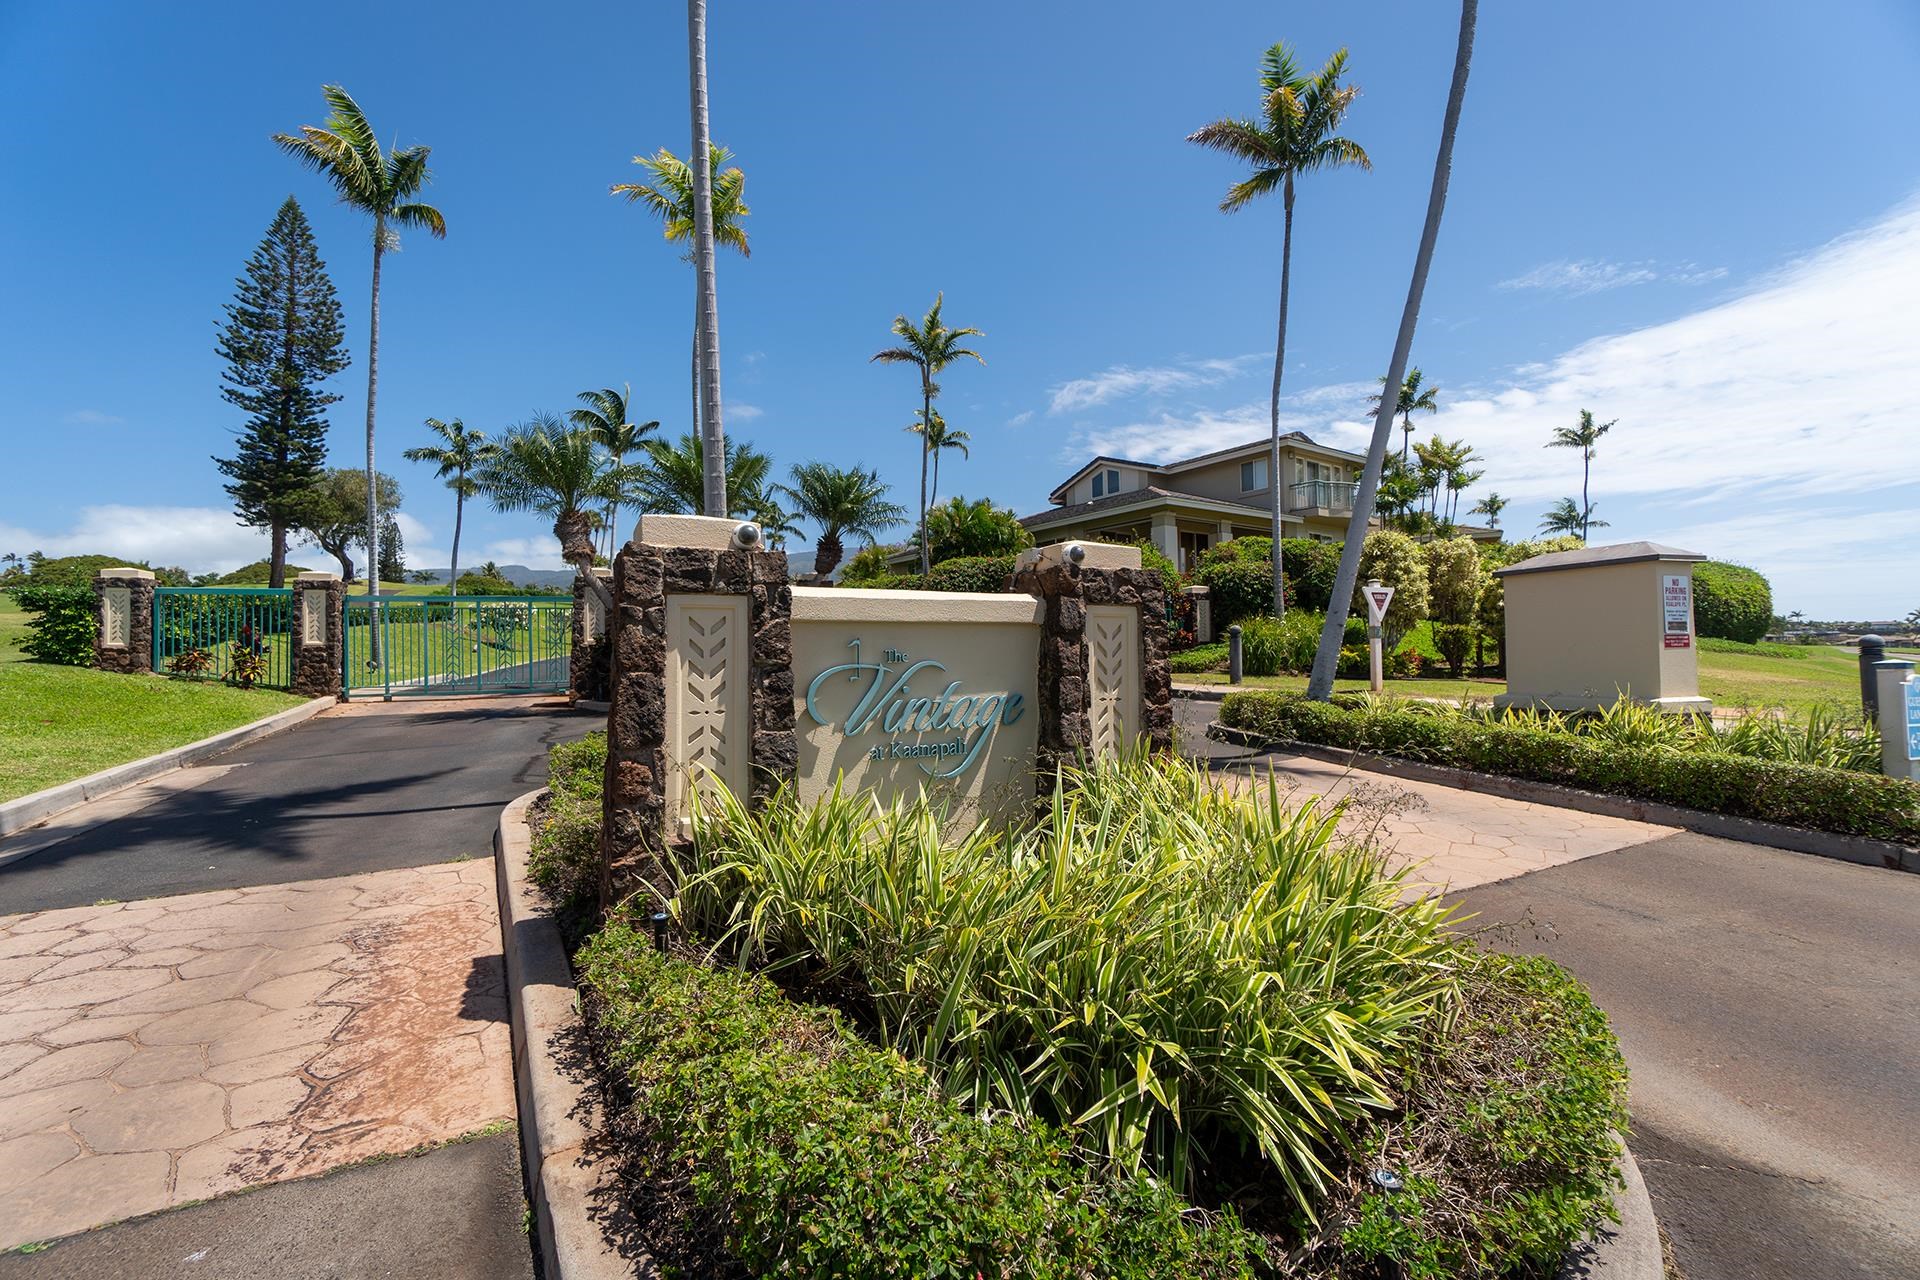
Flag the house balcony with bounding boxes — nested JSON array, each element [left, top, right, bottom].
[[1287, 480, 1358, 516]]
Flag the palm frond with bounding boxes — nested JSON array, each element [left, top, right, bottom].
[[389, 202, 446, 238]]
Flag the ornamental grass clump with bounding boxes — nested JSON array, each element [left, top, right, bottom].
[[665, 751, 1466, 1205]]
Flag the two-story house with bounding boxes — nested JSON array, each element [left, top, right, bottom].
[[1019, 432, 1376, 571]]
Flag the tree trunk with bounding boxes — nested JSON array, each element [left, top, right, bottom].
[[917, 384, 932, 576], [1581, 454, 1591, 541], [269, 523, 287, 589], [814, 529, 842, 579], [364, 224, 385, 663], [687, 0, 727, 518], [1268, 177, 1295, 618], [1308, 0, 1477, 700], [557, 511, 613, 610], [449, 485, 464, 600]]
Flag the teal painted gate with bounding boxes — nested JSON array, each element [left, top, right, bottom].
[[152, 587, 294, 688], [342, 594, 572, 699]]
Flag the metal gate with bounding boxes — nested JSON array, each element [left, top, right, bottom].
[[152, 587, 295, 688], [342, 594, 573, 699]]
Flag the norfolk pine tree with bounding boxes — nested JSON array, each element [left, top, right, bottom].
[[213, 197, 349, 587]]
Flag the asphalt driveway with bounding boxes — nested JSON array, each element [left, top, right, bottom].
[[1, 697, 599, 914], [1457, 832, 1920, 1280]]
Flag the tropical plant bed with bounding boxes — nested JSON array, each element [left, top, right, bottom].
[[533, 734, 1633, 1278], [1217, 693, 1919, 845]]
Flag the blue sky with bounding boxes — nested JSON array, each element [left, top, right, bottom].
[[2, 0, 1916, 616]]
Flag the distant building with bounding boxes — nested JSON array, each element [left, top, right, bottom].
[[1021, 433, 1497, 571]]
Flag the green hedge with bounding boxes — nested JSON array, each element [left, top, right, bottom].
[[1193, 537, 1344, 622], [13, 584, 96, 665], [578, 932, 1261, 1279], [1218, 694, 1920, 843], [924, 553, 1016, 593], [1692, 561, 1772, 644]]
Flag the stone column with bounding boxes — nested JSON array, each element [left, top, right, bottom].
[[1186, 585, 1213, 643], [93, 568, 156, 674], [290, 572, 345, 698], [600, 514, 796, 908], [570, 568, 613, 703], [1012, 541, 1174, 782], [1149, 511, 1180, 565]]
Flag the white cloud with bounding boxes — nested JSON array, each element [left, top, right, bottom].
[[1007, 410, 1035, 427], [1047, 355, 1259, 414], [0, 505, 268, 572], [474, 537, 564, 570], [1496, 258, 1727, 295], [729, 402, 765, 421], [1073, 403, 1338, 463], [64, 409, 125, 426]]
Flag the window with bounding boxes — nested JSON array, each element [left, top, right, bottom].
[[1091, 467, 1121, 498], [1240, 458, 1268, 491]]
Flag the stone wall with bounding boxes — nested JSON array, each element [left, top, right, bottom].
[[600, 536, 795, 907], [92, 569, 156, 675], [570, 569, 612, 703], [290, 573, 345, 699]]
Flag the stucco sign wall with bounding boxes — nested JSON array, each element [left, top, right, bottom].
[[1661, 574, 1693, 649]]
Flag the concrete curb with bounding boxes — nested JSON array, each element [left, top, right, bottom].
[[1207, 725, 1920, 874], [1172, 683, 1228, 702], [1560, 1133, 1663, 1280], [494, 789, 629, 1280], [0, 693, 336, 840]]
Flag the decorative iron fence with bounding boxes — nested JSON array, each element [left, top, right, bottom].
[[342, 594, 572, 699], [152, 587, 295, 689]]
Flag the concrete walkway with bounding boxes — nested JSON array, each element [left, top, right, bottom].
[[0, 861, 512, 1251]]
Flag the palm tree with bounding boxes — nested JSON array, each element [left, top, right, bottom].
[[1191, 44, 1369, 618], [474, 414, 629, 607], [871, 295, 985, 575], [686, 0, 726, 515], [633, 431, 775, 519], [924, 496, 1033, 563], [777, 463, 907, 579], [568, 385, 659, 558], [611, 145, 749, 443], [1470, 490, 1508, 529], [1546, 409, 1616, 541], [1539, 497, 1605, 537], [908, 408, 972, 509], [402, 418, 497, 599], [1369, 368, 1440, 463], [1308, 0, 1477, 701], [275, 86, 445, 615]]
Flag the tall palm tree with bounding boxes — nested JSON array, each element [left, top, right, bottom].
[[474, 414, 629, 607], [1546, 409, 1616, 541], [1369, 368, 1440, 463], [1470, 490, 1508, 529], [1308, 0, 1477, 701], [633, 431, 776, 520], [685, 0, 727, 515], [1445, 465, 1483, 525], [611, 145, 749, 443], [777, 462, 908, 579], [568, 385, 659, 558], [871, 294, 985, 575], [1191, 44, 1370, 618], [275, 85, 445, 613], [907, 408, 972, 509], [403, 418, 497, 599], [1539, 497, 1605, 537]]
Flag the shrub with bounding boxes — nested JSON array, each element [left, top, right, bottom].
[[839, 571, 920, 591], [18, 553, 144, 589], [837, 542, 900, 584], [1353, 530, 1429, 653], [1425, 536, 1484, 627], [13, 583, 96, 665], [528, 731, 607, 908], [1194, 551, 1275, 625], [455, 570, 518, 595], [1233, 611, 1361, 677], [1194, 537, 1342, 621], [925, 496, 1034, 563], [1693, 561, 1772, 643], [1432, 622, 1476, 678], [1217, 694, 1920, 842], [167, 646, 215, 678], [1330, 952, 1628, 1280], [923, 553, 1015, 593], [578, 933, 1263, 1279], [216, 559, 313, 585], [1171, 640, 1227, 673], [1280, 538, 1343, 612], [672, 755, 1466, 1202]]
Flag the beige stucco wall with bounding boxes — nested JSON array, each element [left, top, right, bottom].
[[1065, 464, 1152, 505], [1502, 560, 1704, 710], [1170, 457, 1268, 504], [790, 587, 1043, 825]]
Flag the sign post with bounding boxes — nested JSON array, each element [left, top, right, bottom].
[[1363, 579, 1395, 695]]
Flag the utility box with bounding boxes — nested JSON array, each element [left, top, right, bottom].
[[1493, 541, 1711, 714]]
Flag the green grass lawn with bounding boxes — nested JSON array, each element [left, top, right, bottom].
[[0, 591, 27, 662], [0, 662, 307, 802]]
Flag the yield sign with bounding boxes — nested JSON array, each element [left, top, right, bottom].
[[1363, 584, 1395, 626]]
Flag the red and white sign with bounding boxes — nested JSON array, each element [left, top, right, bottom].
[[1661, 574, 1692, 649], [1364, 584, 1395, 626]]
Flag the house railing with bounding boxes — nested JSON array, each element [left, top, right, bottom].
[[1288, 480, 1358, 513]]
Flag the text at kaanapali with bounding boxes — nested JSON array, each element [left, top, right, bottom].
[[803, 640, 1025, 778]]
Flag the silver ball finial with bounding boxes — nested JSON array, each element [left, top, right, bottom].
[[1065, 543, 1087, 565], [732, 522, 762, 549]]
